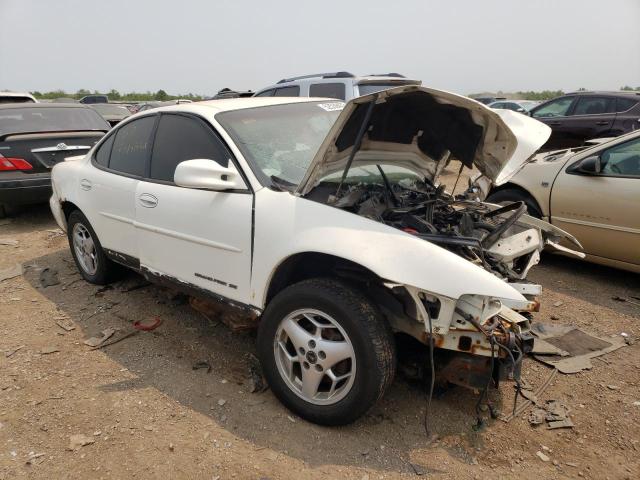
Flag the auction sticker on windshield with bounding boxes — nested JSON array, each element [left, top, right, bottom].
[[318, 102, 344, 112]]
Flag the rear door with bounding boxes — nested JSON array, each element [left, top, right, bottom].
[[550, 136, 640, 265], [80, 115, 157, 262], [563, 96, 616, 143], [134, 113, 253, 303]]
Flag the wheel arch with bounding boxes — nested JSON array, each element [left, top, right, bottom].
[[265, 252, 388, 305], [487, 182, 546, 217]]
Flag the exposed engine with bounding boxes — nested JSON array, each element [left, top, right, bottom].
[[325, 177, 541, 281]]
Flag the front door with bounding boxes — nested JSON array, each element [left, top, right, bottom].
[[531, 96, 577, 149], [550, 136, 640, 266], [134, 113, 253, 303]]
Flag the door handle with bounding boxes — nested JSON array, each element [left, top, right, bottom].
[[80, 179, 92, 191], [138, 193, 158, 208], [595, 121, 609, 125]]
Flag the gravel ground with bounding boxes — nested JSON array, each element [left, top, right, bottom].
[[0, 197, 638, 480]]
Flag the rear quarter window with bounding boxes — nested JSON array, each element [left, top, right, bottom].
[[95, 134, 114, 166], [616, 98, 639, 112], [108, 116, 155, 176]]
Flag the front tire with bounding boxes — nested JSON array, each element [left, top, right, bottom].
[[67, 210, 121, 285], [257, 278, 395, 425], [486, 188, 542, 218]]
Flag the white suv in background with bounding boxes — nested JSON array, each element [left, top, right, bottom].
[[253, 71, 421, 101]]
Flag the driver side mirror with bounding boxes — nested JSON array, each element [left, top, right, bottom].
[[575, 155, 601, 175], [174, 159, 246, 191]]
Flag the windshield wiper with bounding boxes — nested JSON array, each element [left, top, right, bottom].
[[270, 175, 295, 192]]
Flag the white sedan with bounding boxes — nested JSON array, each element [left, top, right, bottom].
[[50, 86, 579, 425]]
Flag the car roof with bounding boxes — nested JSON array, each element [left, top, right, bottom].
[[0, 102, 91, 110], [565, 90, 640, 97], [150, 97, 327, 115]]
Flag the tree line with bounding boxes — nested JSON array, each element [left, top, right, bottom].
[[29, 89, 205, 102]]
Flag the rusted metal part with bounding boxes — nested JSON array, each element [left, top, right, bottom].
[[438, 352, 495, 390], [189, 296, 259, 332]]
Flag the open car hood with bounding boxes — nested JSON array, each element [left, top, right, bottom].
[[296, 86, 551, 195]]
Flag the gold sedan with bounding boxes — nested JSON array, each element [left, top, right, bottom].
[[482, 131, 640, 273]]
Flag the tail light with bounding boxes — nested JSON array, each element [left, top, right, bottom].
[[0, 157, 33, 171]]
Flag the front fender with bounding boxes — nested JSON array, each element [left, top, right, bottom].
[[251, 189, 525, 308]]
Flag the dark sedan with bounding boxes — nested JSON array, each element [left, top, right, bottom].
[[530, 91, 640, 150], [0, 103, 109, 217]]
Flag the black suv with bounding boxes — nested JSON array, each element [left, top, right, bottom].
[[529, 91, 640, 150]]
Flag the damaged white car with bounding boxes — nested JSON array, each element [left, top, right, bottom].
[[49, 86, 582, 425]]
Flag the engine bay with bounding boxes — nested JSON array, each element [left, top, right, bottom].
[[308, 174, 541, 282]]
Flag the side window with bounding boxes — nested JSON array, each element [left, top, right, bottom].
[[95, 134, 114, 167], [309, 83, 346, 100], [109, 116, 155, 176], [273, 86, 300, 97], [254, 89, 275, 97], [571, 97, 615, 116], [600, 138, 640, 177], [150, 114, 230, 182], [616, 98, 638, 112], [532, 97, 574, 118]]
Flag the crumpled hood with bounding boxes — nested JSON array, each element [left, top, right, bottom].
[[296, 85, 551, 195]]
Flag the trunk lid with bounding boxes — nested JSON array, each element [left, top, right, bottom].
[[296, 85, 551, 195], [0, 132, 104, 173]]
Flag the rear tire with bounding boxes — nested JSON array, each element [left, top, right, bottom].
[[67, 210, 121, 285], [486, 188, 542, 218], [257, 278, 396, 425]]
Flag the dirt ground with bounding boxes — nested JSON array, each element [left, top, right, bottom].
[[1, 192, 639, 479]]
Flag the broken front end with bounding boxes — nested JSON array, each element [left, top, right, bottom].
[[382, 284, 534, 390]]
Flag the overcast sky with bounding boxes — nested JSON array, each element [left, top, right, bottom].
[[1, 0, 639, 96]]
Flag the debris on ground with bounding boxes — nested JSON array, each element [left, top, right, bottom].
[[90, 329, 138, 350], [193, 361, 212, 373], [5, 345, 25, 358], [612, 296, 640, 307], [531, 323, 626, 373], [501, 368, 557, 422], [25, 452, 46, 465], [133, 317, 163, 331], [217, 399, 227, 406], [39, 267, 60, 287], [0, 263, 23, 282], [553, 301, 564, 307], [0, 238, 18, 246], [529, 400, 574, 429], [68, 434, 95, 450], [536, 451, 551, 462], [246, 353, 268, 393], [55, 318, 76, 332], [39, 346, 60, 355], [83, 328, 116, 347]]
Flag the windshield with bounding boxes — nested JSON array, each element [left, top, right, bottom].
[[0, 107, 109, 136], [216, 101, 343, 185]]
